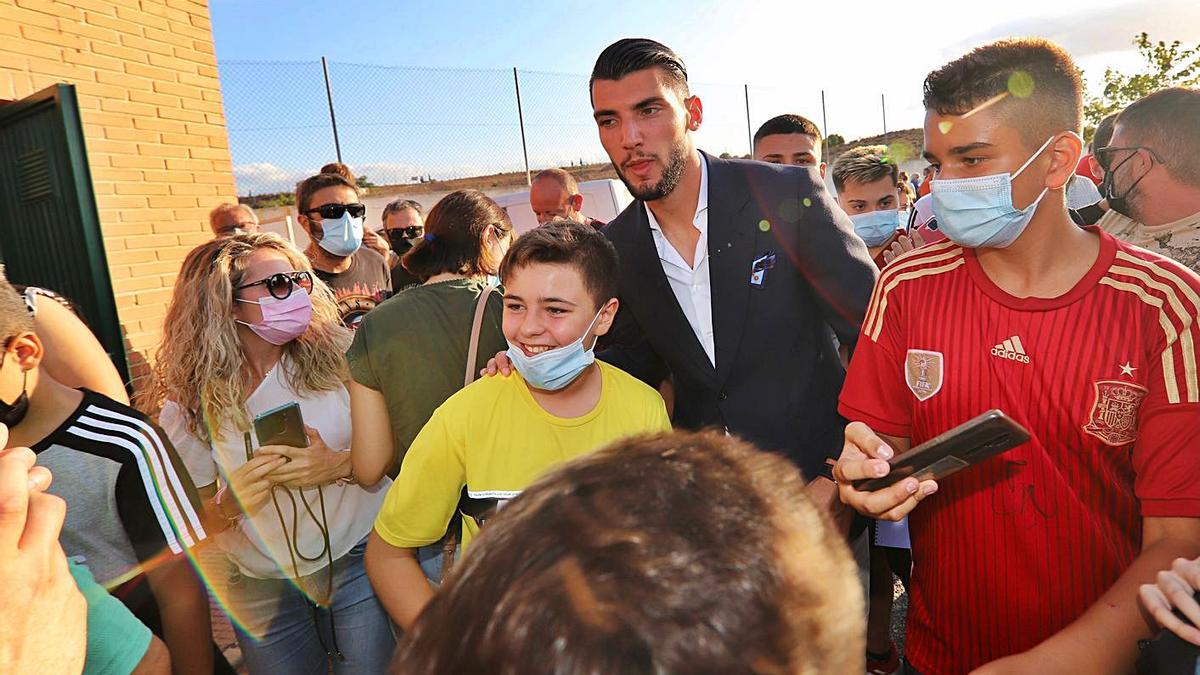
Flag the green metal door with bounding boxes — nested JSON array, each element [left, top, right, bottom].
[[0, 84, 129, 385]]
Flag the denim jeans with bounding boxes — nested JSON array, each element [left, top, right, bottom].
[[227, 540, 395, 675]]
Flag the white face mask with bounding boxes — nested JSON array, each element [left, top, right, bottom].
[[503, 309, 604, 391], [849, 209, 901, 247], [930, 135, 1058, 249]]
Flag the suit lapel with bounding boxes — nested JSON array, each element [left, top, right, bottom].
[[704, 153, 755, 387], [624, 199, 718, 385]]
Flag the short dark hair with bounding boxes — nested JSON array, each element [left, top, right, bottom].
[[590, 38, 688, 99], [380, 198, 423, 226], [294, 172, 360, 214], [0, 272, 34, 342], [923, 39, 1082, 149], [1091, 112, 1118, 154], [753, 114, 823, 148], [831, 145, 899, 193], [1115, 87, 1200, 187], [396, 430, 862, 675], [402, 190, 511, 278], [498, 220, 619, 309]]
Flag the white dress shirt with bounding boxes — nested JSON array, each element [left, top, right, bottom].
[[645, 154, 715, 366]]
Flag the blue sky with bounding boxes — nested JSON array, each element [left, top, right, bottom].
[[210, 0, 1200, 195]]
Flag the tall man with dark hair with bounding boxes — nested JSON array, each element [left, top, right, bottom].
[[1098, 87, 1200, 272], [833, 40, 1200, 673], [589, 39, 876, 521], [752, 113, 827, 177]]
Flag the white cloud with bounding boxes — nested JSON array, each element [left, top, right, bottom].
[[947, 0, 1200, 58], [233, 160, 518, 195]]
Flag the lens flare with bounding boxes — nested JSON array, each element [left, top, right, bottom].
[[1008, 70, 1036, 99]]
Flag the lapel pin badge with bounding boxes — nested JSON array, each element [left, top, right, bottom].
[[750, 251, 777, 288]]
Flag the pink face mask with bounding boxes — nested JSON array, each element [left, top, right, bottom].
[[236, 291, 313, 345]]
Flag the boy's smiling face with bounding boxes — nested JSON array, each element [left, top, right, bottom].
[[502, 262, 616, 357]]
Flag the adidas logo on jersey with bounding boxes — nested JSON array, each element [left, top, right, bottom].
[[991, 336, 1030, 364]]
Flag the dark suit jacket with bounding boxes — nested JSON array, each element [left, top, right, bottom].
[[601, 152, 877, 479]]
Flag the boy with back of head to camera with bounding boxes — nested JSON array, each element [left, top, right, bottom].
[[832, 39, 1200, 673], [365, 220, 671, 629], [0, 275, 213, 673], [396, 430, 864, 675]]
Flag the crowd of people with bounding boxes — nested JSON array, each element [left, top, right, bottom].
[[2, 34, 1200, 675]]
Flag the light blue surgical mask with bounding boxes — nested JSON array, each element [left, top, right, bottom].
[[849, 209, 901, 246], [316, 212, 364, 257], [505, 309, 604, 391], [931, 135, 1056, 249]]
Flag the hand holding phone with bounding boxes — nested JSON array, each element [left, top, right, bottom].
[[833, 410, 1029, 521], [253, 402, 308, 451], [852, 410, 1029, 492]]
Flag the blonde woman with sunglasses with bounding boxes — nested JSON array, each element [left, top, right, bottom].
[[152, 233, 393, 674]]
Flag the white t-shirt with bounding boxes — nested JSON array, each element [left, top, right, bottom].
[[161, 359, 389, 579]]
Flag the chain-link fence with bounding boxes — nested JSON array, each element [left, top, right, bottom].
[[221, 58, 909, 197]]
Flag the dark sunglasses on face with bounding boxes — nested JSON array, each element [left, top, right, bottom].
[[235, 271, 314, 300], [303, 203, 366, 220], [392, 226, 424, 239], [1093, 145, 1165, 172]]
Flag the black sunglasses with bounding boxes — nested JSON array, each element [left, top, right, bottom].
[[303, 203, 366, 220], [1093, 145, 1165, 171], [235, 271, 314, 300]]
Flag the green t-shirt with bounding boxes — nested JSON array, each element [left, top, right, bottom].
[[347, 278, 506, 476], [69, 560, 152, 675]]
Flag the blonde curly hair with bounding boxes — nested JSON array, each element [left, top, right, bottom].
[[150, 232, 350, 439]]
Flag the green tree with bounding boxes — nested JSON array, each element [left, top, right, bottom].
[[1083, 32, 1200, 140], [356, 174, 378, 189], [826, 133, 846, 147]]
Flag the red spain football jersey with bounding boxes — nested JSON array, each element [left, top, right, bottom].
[[839, 230, 1200, 674]]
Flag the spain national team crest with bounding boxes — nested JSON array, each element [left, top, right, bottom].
[[905, 350, 944, 401], [1083, 380, 1149, 446]]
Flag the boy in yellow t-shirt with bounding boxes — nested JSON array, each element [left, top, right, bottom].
[[366, 220, 671, 628]]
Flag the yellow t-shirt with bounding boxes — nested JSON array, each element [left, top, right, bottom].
[[373, 361, 671, 550]]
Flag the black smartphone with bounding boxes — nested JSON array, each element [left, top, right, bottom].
[[253, 402, 308, 450], [852, 410, 1030, 492]]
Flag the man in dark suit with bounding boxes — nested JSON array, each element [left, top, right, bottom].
[[590, 39, 877, 522]]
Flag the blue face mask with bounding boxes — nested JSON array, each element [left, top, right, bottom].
[[931, 135, 1056, 249], [849, 209, 901, 246], [316, 212, 364, 257], [505, 309, 604, 391]]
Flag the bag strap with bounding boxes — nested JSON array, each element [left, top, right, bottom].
[[464, 282, 498, 387]]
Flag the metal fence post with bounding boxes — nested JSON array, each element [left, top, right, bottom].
[[744, 84, 752, 156], [321, 56, 343, 163], [513, 67, 531, 186], [881, 93, 888, 138], [820, 89, 828, 137]]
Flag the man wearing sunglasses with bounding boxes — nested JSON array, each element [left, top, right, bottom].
[[295, 171, 392, 329], [1097, 87, 1200, 272], [379, 198, 425, 291]]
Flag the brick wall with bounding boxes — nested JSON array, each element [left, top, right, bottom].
[[0, 0, 234, 389]]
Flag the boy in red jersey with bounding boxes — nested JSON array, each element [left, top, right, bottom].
[[833, 39, 1200, 674]]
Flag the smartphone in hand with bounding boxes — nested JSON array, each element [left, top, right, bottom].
[[852, 410, 1030, 492], [253, 402, 308, 450]]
